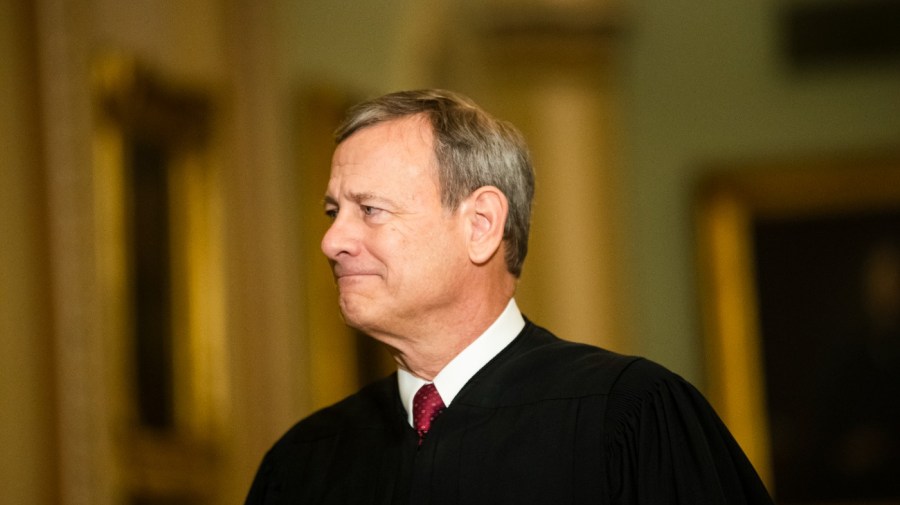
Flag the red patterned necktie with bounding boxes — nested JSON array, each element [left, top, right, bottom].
[[413, 383, 445, 445]]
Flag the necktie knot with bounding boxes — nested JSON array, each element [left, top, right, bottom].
[[413, 383, 445, 445]]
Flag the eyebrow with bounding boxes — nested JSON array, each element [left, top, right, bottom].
[[322, 191, 398, 209]]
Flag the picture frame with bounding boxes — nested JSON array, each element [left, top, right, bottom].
[[92, 54, 223, 504], [695, 152, 900, 504]]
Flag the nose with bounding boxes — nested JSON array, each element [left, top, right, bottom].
[[321, 212, 359, 260]]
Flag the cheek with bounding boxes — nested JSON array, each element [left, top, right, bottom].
[[420, 226, 467, 276], [373, 215, 465, 276], [366, 226, 415, 272]]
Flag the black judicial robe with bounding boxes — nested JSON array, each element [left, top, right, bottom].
[[245, 322, 773, 505]]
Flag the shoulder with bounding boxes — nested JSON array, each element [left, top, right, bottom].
[[489, 322, 702, 405], [246, 375, 405, 503], [267, 374, 399, 451], [604, 357, 699, 416], [610, 356, 692, 398], [462, 322, 651, 404], [601, 356, 725, 446]]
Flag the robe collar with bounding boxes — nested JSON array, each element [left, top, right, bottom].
[[397, 298, 525, 426]]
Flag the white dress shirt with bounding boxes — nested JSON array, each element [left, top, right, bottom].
[[397, 298, 525, 427]]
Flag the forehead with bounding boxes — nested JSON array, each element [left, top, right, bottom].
[[328, 115, 439, 196]]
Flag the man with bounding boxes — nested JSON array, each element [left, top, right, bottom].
[[245, 90, 773, 504]]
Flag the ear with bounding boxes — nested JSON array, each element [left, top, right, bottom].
[[463, 186, 509, 266]]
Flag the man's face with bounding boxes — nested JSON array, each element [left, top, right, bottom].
[[321, 116, 470, 339]]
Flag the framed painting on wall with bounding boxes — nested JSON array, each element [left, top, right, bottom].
[[92, 54, 224, 504], [695, 153, 900, 504]]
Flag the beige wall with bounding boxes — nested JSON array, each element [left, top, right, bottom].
[[622, 0, 900, 383], [0, 2, 57, 504]]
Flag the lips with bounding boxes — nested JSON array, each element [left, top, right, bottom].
[[336, 273, 376, 282], [332, 264, 380, 282]]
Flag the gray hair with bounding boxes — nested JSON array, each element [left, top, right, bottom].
[[334, 89, 535, 277]]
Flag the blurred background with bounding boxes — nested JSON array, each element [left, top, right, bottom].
[[2, 0, 899, 504]]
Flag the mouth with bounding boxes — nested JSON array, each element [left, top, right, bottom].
[[332, 266, 380, 283], [334, 273, 381, 294], [336, 273, 375, 281]]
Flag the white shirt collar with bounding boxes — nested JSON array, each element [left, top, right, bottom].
[[397, 298, 525, 426]]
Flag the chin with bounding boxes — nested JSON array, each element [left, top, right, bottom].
[[338, 300, 375, 332], [339, 308, 400, 344]]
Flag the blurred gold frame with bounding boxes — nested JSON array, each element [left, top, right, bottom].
[[92, 55, 224, 503], [694, 152, 900, 496]]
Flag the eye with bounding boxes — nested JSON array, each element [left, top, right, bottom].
[[324, 207, 338, 220], [361, 205, 380, 216]]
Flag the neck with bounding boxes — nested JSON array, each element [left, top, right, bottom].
[[378, 276, 516, 381]]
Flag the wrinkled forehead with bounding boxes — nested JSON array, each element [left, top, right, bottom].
[[347, 113, 434, 154], [326, 116, 441, 200], [332, 116, 436, 173]]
